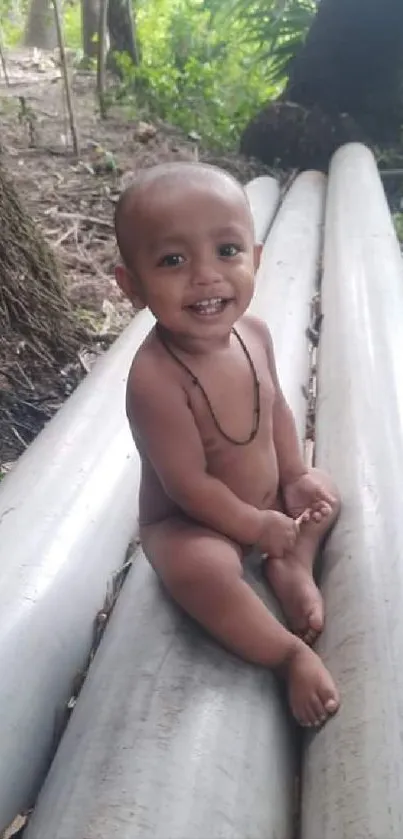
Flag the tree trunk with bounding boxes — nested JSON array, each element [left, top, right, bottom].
[[81, 0, 100, 59], [106, 0, 140, 77], [241, 0, 403, 169], [0, 164, 82, 461], [0, 163, 81, 444], [285, 0, 403, 141], [24, 0, 57, 50]]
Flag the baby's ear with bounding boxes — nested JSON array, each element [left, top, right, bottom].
[[115, 264, 146, 310], [253, 243, 263, 272]]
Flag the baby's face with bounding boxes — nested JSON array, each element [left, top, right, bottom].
[[116, 177, 261, 342]]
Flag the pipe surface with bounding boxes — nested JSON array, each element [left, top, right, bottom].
[[249, 170, 326, 440], [25, 171, 326, 839], [301, 143, 403, 839], [0, 178, 280, 831], [0, 309, 152, 827], [245, 175, 280, 243], [25, 553, 295, 839]]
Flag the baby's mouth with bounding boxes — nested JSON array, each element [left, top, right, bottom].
[[187, 297, 231, 316]]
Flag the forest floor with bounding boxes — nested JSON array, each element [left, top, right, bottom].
[[0, 47, 276, 471]]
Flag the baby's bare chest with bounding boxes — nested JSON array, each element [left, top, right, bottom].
[[186, 349, 275, 461]]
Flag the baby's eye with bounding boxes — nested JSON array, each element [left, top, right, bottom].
[[218, 243, 241, 258], [158, 254, 185, 267]]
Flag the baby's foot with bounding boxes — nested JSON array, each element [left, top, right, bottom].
[[265, 505, 334, 644], [285, 642, 340, 727], [266, 551, 324, 645]]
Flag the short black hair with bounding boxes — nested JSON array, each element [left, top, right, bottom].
[[114, 161, 247, 268]]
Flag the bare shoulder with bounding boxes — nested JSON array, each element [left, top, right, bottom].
[[237, 313, 274, 354], [126, 328, 181, 422], [237, 314, 280, 386]]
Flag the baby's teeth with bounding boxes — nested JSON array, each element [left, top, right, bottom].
[[195, 298, 221, 308]]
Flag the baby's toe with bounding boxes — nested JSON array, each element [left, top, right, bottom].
[[302, 626, 319, 646], [309, 694, 328, 726], [314, 502, 332, 520], [324, 696, 340, 715], [318, 683, 340, 717], [294, 703, 314, 727]]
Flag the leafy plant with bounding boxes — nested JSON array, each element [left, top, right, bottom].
[[227, 0, 316, 86], [0, 0, 315, 148], [63, 1, 83, 51], [1, 0, 27, 46], [121, 0, 281, 147]]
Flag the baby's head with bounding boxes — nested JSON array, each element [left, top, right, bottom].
[[114, 162, 261, 341]]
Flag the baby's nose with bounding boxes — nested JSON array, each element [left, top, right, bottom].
[[191, 262, 222, 285]]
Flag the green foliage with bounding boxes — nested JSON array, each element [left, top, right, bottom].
[[0, 0, 315, 149], [1, 0, 27, 46], [120, 0, 315, 147], [229, 0, 315, 85], [63, 2, 83, 52], [117, 0, 283, 148]]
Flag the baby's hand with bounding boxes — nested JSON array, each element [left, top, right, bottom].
[[283, 472, 337, 521], [257, 510, 300, 558]]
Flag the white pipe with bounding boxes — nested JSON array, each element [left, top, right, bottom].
[[25, 171, 326, 839], [245, 175, 280, 243], [0, 179, 280, 831], [301, 143, 403, 839], [0, 309, 152, 829], [249, 170, 326, 440]]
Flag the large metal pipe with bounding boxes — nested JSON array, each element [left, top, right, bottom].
[[25, 171, 326, 839], [301, 143, 403, 839], [0, 178, 280, 831]]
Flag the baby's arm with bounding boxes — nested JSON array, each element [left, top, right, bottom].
[[252, 317, 307, 486], [128, 353, 274, 547]]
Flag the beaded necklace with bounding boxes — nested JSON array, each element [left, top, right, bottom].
[[157, 325, 261, 446]]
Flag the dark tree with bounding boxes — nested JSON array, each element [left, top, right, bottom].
[[107, 0, 140, 76], [24, 0, 57, 49], [81, 0, 100, 59], [286, 0, 403, 140], [241, 0, 403, 169]]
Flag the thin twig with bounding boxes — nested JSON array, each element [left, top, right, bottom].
[[97, 0, 109, 119], [0, 27, 10, 86], [15, 361, 35, 391], [11, 426, 28, 449], [78, 351, 92, 374], [51, 0, 80, 156], [55, 224, 78, 247], [47, 210, 114, 228]]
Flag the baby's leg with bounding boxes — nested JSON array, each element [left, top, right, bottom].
[[141, 515, 339, 726], [265, 468, 340, 646]]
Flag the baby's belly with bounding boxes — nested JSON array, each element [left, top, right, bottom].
[[206, 440, 279, 510], [139, 440, 279, 526]]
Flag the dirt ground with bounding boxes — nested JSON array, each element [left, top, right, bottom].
[[0, 47, 279, 472]]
